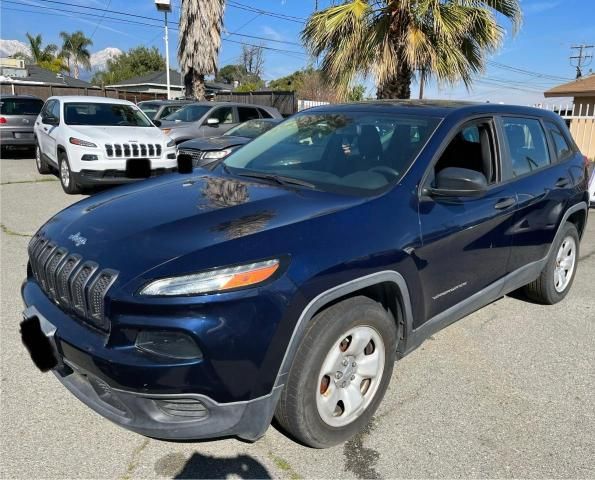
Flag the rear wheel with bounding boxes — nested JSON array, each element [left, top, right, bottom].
[[275, 296, 397, 448], [59, 152, 82, 195], [35, 142, 51, 174], [523, 223, 579, 304]]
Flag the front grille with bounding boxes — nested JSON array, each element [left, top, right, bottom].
[[178, 149, 204, 165], [104, 143, 163, 158], [28, 234, 118, 331]]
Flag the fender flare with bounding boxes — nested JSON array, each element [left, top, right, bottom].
[[273, 270, 413, 389]]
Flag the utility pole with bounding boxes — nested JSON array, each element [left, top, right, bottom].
[[155, 0, 172, 99], [419, 69, 426, 99], [570, 44, 593, 79]]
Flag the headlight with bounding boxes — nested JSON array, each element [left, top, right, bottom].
[[69, 137, 97, 148], [139, 259, 280, 296], [203, 149, 232, 160], [166, 138, 176, 148]]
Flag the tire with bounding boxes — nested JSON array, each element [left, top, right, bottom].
[[275, 296, 397, 448], [523, 222, 580, 304], [58, 152, 82, 195], [35, 142, 51, 174]]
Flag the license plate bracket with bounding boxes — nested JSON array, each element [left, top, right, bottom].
[[126, 158, 151, 178], [20, 315, 58, 372]]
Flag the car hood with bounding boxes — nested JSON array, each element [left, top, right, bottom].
[[179, 136, 251, 151], [67, 125, 168, 144], [37, 171, 364, 286]]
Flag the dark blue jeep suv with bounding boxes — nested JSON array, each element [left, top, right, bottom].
[[21, 101, 589, 448]]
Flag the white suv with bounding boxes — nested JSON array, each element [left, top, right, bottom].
[[34, 96, 177, 194]]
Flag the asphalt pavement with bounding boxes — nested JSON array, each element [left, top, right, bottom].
[[1, 155, 594, 479]]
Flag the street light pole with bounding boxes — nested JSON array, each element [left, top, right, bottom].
[[164, 10, 170, 99], [155, 0, 172, 99]]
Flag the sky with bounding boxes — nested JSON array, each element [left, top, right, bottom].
[[1, 0, 594, 105]]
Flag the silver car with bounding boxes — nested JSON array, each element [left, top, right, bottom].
[[157, 101, 282, 144], [0, 95, 44, 150]]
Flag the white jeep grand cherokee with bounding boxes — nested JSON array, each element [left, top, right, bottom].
[[34, 96, 177, 194]]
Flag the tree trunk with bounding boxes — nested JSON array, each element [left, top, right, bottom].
[[377, 63, 413, 99], [184, 69, 206, 100], [73, 62, 79, 79]]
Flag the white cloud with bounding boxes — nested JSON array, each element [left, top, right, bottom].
[[89, 47, 122, 71], [0, 39, 30, 58], [522, 1, 561, 14], [261, 26, 283, 42]]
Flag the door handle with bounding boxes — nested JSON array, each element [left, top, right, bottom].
[[43, 127, 48, 132], [494, 197, 516, 210], [555, 177, 570, 188]]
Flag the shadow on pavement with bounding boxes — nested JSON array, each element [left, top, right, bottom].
[[155, 451, 272, 479]]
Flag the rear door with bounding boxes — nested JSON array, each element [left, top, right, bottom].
[[498, 115, 578, 271], [416, 117, 516, 320], [199, 106, 236, 136]]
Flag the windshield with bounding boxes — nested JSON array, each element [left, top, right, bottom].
[[163, 104, 211, 122], [64, 102, 152, 126], [224, 119, 279, 139], [223, 111, 440, 195], [0, 98, 44, 115], [138, 102, 160, 119]]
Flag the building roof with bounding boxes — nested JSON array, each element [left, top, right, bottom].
[[106, 69, 232, 92], [0, 64, 93, 87], [544, 74, 595, 98]]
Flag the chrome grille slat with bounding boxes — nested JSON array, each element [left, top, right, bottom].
[[104, 143, 161, 158], [29, 236, 118, 331]]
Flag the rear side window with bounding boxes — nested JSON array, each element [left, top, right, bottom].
[[258, 108, 273, 119], [0, 98, 44, 115], [502, 117, 551, 177], [238, 107, 260, 122], [546, 122, 573, 161]]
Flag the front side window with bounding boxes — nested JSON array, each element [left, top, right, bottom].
[[164, 104, 211, 122], [64, 103, 152, 127], [546, 122, 573, 161], [0, 97, 44, 115], [502, 117, 551, 176], [432, 120, 498, 184], [208, 107, 234, 124], [51, 101, 61, 121], [223, 112, 440, 195]]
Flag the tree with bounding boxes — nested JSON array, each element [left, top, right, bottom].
[[269, 67, 338, 101], [60, 31, 93, 79], [302, 0, 522, 99], [240, 44, 265, 79], [268, 69, 309, 91], [216, 64, 246, 84], [347, 84, 366, 101], [91, 47, 164, 86], [178, 0, 225, 100], [19, 33, 68, 73]]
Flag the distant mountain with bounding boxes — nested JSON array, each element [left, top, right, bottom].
[[0, 39, 30, 58], [89, 47, 122, 71]]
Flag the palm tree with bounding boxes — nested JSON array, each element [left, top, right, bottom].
[[302, 0, 522, 99], [24, 33, 68, 73], [178, 0, 225, 99], [60, 31, 93, 78]]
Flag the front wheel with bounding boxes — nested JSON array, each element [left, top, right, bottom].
[[275, 296, 397, 448], [35, 142, 51, 174], [59, 153, 82, 195], [523, 223, 579, 304]]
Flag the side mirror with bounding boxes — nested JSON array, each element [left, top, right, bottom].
[[42, 115, 58, 126], [426, 167, 488, 198], [153, 119, 162, 127], [206, 118, 220, 127]]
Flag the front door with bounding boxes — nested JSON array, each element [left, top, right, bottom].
[[416, 118, 516, 321]]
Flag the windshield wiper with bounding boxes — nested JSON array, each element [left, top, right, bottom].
[[234, 171, 315, 189]]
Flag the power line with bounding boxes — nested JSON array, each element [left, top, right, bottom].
[[570, 44, 593, 78], [487, 61, 571, 82], [226, 0, 306, 24], [89, 0, 113, 41]]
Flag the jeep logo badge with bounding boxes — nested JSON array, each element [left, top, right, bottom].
[[68, 232, 87, 247]]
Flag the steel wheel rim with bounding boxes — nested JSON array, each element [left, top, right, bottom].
[[554, 235, 576, 292], [316, 325, 385, 427], [35, 145, 41, 169], [60, 160, 70, 187]]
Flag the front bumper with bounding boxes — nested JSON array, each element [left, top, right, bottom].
[[78, 167, 177, 186], [21, 303, 281, 441]]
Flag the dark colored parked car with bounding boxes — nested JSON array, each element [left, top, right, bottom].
[[137, 100, 193, 122], [178, 118, 283, 167], [21, 101, 589, 448], [0, 94, 44, 150]]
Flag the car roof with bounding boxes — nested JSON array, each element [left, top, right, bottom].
[[46, 96, 135, 105], [137, 99, 193, 105], [305, 99, 558, 121], [181, 101, 275, 109], [0, 94, 42, 100]]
